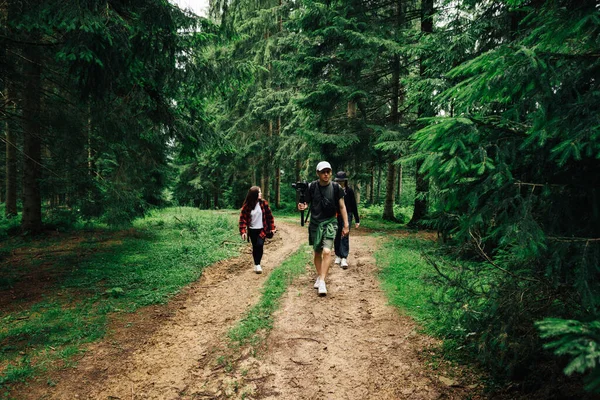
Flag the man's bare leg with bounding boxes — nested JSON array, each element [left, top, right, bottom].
[[320, 248, 332, 281], [314, 250, 322, 277]]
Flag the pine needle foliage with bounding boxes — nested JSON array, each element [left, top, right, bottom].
[[537, 318, 600, 392], [412, 0, 600, 388]]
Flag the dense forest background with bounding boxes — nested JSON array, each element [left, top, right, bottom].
[[1, 0, 599, 395]]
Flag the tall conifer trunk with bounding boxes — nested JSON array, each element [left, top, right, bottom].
[[263, 121, 272, 202], [376, 164, 382, 203], [347, 99, 357, 118], [396, 163, 403, 204], [383, 0, 404, 221], [368, 162, 375, 204], [382, 57, 400, 219], [273, 2, 283, 209], [5, 88, 17, 217], [275, 117, 281, 208], [295, 159, 301, 182], [3, 0, 17, 217], [383, 160, 396, 219], [409, 0, 433, 226], [21, 34, 42, 233]]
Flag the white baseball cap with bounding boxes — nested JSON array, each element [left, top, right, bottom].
[[316, 161, 332, 171]]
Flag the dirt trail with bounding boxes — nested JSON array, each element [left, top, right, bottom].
[[13, 221, 479, 400]]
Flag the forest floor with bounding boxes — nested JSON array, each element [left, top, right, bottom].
[[8, 221, 484, 400]]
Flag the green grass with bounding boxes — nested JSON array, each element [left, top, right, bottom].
[[227, 245, 311, 348], [376, 236, 441, 324], [360, 204, 413, 227], [0, 207, 243, 391], [375, 235, 465, 339], [375, 234, 484, 364]]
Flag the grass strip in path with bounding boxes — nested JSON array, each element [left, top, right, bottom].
[[227, 244, 311, 350]]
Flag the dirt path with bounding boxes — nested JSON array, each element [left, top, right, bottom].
[[12, 221, 480, 400]]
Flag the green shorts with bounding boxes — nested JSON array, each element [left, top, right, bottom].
[[308, 222, 336, 251]]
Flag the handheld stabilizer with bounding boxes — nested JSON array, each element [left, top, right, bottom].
[[291, 181, 309, 226]]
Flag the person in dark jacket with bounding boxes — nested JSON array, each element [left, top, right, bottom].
[[333, 171, 360, 269], [239, 186, 276, 274]]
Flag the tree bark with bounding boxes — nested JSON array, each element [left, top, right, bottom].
[[275, 117, 281, 208], [278, 0, 283, 32], [382, 159, 396, 220], [3, 0, 18, 217], [383, 56, 401, 219], [396, 163, 403, 204], [383, 0, 405, 221], [21, 36, 43, 233], [347, 99, 357, 118], [368, 162, 374, 204], [5, 90, 17, 217], [295, 159, 301, 182], [262, 121, 272, 202], [376, 163, 382, 204]]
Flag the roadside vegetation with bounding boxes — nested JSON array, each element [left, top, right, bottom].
[[375, 234, 592, 398]]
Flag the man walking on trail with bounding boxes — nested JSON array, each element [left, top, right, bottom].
[[298, 161, 349, 296]]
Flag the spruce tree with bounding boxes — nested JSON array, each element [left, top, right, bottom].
[[413, 0, 600, 386]]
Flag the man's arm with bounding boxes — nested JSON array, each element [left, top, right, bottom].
[[338, 197, 350, 236]]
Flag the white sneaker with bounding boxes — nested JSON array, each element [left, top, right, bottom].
[[254, 265, 262, 274], [318, 280, 327, 296], [334, 257, 341, 265], [340, 258, 348, 269], [314, 277, 320, 289]]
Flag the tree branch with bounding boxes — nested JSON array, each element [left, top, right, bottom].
[[469, 230, 540, 283]]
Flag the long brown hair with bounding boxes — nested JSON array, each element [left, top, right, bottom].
[[242, 186, 261, 211]]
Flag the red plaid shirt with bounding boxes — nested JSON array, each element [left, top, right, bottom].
[[239, 200, 276, 239]]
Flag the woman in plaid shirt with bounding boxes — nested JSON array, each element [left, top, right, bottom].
[[239, 186, 276, 274]]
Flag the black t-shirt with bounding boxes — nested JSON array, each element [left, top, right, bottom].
[[306, 181, 343, 224]]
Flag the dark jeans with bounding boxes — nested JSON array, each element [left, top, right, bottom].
[[334, 213, 353, 258], [248, 228, 264, 265]]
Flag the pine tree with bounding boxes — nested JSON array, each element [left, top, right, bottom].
[[412, 0, 600, 384], [1, 0, 206, 229]]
